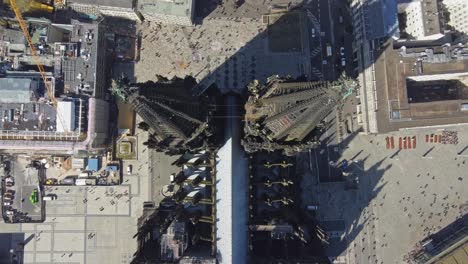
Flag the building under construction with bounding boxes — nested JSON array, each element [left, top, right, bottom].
[[112, 77, 219, 154], [0, 19, 109, 152], [243, 76, 357, 155]]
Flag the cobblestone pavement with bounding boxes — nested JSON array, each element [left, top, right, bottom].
[[135, 10, 311, 94]]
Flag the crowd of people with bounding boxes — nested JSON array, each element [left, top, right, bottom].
[[441, 130, 458, 145]]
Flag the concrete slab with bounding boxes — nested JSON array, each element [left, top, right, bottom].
[[53, 233, 84, 251], [35, 253, 52, 263], [34, 232, 52, 251], [52, 252, 84, 263], [51, 217, 85, 231]]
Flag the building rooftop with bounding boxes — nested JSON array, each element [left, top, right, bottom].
[[56, 101, 76, 132], [67, 0, 135, 8], [0, 28, 25, 44], [55, 20, 103, 97], [0, 102, 57, 132], [367, 39, 468, 132], [160, 220, 188, 262], [0, 78, 32, 104], [420, 0, 443, 36], [139, 0, 194, 18], [215, 96, 248, 264]]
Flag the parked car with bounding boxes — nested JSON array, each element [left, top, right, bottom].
[[97, 177, 108, 185], [43, 194, 57, 201], [3, 200, 12, 206], [46, 178, 58, 185], [60, 176, 76, 185], [126, 165, 132, 175]]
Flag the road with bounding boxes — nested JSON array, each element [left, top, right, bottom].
[[304, 0, 358, 183], [312, 110, 343, 183], [304, 0, 355, 81]]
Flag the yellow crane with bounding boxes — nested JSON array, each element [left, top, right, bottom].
[[9, 0, 56, 105], [9, 0, 70, 135]]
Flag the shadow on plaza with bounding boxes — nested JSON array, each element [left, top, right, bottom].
[[0, 233, 27, 264], [193, 0, 221, 24], [303, 130, 392, 259]]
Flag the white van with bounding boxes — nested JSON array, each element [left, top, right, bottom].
[[43, 194, 57, 201], [76, 178, 96, 186], [79, 172, 90, 178]]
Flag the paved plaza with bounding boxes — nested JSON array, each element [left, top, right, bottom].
[[300, 125, 468, 264], [0, 117, 154, 264], [135, 15, 310, 94]]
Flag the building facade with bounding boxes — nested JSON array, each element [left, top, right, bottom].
[[350, 0, 399, 133], [138, 0, 195, 26], [398, 0, 444, 40], [68, 0, 141, 21], [444, 0, 468, 35]]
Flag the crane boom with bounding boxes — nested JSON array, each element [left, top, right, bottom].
[[8, 0, 75, 135], [9, 0, 56, 106]]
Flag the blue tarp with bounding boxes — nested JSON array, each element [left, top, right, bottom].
[[88, 158, 100, 171]]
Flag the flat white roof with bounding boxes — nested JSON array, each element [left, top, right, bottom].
[[215, 96, 248, 264], [56, 101, 75, 132]]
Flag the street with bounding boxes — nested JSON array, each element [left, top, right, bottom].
[[304, 0, 354, 81]]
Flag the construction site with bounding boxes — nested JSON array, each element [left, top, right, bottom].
[[0, 14, 109, 152]]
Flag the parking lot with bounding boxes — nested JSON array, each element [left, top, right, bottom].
[[0, 119, 153, 264], [1, 156, 44, 223]]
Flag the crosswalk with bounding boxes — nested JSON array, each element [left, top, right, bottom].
[[310, 46, 321, 57], [306, 10, 321, 31], [306, 7, 325, 80], [311, 67, 323, 79]]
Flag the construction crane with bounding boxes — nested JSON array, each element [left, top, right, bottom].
[[9, 0, 69, 133], [9, 0, 56, 105]]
